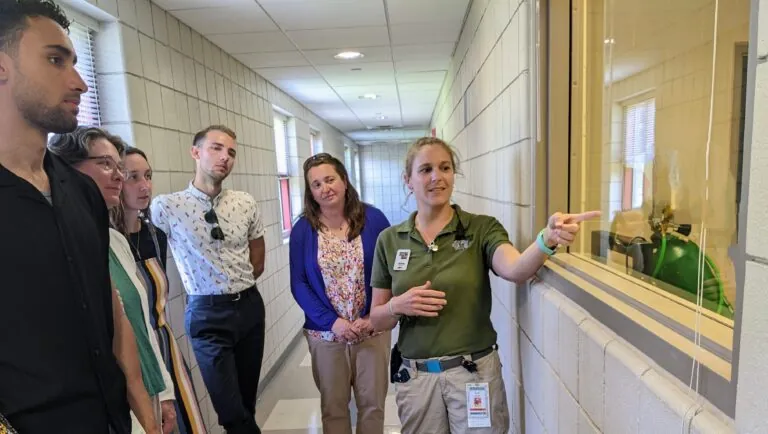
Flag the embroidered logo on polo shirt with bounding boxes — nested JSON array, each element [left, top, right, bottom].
[[453, 239, 471, 251]]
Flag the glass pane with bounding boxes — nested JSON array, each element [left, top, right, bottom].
[[279, 178, 292, 231], [570, 0, 749, 319], [274, 115, 288, 174]]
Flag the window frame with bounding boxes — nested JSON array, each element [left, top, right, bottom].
[[310, 130, 321, 155], [535, 0, 750, 417], [273, 112, 292, 236]]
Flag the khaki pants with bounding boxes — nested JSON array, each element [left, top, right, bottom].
[[395, 350, 509, 434], [306, 331, 391, 434]]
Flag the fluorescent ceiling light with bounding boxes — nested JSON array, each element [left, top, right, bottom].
[[359, 94, 380, 100], [334, 51, 364, 60]]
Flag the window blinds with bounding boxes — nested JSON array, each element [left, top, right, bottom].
[[623, 98, 655, 169], [69, 22, 101, 127]]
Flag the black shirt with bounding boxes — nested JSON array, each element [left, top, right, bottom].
[[0, 153, 130, 433], [128, 222, 168, 268]]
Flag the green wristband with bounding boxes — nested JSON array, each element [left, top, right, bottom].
[[536, 229, 556, 256]]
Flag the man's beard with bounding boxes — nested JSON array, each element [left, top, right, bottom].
[[13, 72, 78, 134], [206, 167, 229, 184]]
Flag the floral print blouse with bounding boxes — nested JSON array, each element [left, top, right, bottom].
[[306, 231, 376, 344]]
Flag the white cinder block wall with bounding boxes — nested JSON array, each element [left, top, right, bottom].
[[734, 0, 768, 431], [359, 143, 416, 224], [431, 0, 734, 432], [73, 0, 354, 430]]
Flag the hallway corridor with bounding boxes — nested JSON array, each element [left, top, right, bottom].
[[255, 337, 402, 434]]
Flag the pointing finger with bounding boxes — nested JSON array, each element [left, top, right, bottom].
[[566, 210, 601, 223]]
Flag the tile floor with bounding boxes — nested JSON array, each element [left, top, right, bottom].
[[255, 335, 403, 434]]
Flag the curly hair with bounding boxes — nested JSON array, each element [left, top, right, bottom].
[[47, 125, 126, 166]]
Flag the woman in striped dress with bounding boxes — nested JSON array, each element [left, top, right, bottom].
[[113, 147, 207, 434]]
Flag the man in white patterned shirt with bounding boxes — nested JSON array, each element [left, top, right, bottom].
[[151, 125, 266, 434]]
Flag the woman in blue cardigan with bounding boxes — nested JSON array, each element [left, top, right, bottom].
[[290, 153, 391, 434]]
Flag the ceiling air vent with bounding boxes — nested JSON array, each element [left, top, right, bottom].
[[369, 125, 400, 131]]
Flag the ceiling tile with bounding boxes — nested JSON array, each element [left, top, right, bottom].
[[304, 104, 363, 126], [392, 43, 455, 60], [270, 78, 330, 94], [281, 84, 341, 104], [260, 0, 385, 30], [386, 0, 471, 25], [397, 71, 447, 84], [326, 118, 368, 131], [159, 0, 466, 139], [153, 0, 251, 11], [171, 5, 277, 35], [207, 32, 295, 54], [317, 62, 396, 87], [255, 66, 322, 81], [390, 22, 462, 45], [235, 51, 307, 68], [399, 89, 441, 104], [402, 102, 437, 115], [395, 59, 450, 73], [302, 46, 392, 65], [332, 84, 398, 100], [316, 62, 394, 76], [398, 81, 444, 92], [286, 27, 389, 50], [348, 102, 400, 115]]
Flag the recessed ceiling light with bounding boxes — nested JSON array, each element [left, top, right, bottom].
[[334, 51, 364, 60], [359, 94, 380, 100], [375, 113, 387, 120]]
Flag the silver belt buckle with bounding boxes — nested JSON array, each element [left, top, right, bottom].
[[233, 292, 241, 301]]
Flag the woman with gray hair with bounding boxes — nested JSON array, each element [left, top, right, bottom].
[[48, 126, 177, 434]]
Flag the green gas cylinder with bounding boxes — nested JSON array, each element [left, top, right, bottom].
[[651, 234, 730, 315]]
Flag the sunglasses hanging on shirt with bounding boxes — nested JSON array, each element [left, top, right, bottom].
[[204, 208, 225, 241]]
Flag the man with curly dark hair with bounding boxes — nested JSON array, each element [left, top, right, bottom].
[[0, 1, 142, 433]]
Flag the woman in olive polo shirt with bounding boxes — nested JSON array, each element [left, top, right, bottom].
[[369, 137, 598, 434]]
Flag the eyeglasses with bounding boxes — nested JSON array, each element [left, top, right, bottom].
[[84, 155, 125, 175], [303, 153, 335, 171], [204, 208, 225, 241]]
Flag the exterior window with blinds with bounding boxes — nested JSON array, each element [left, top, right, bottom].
[[622, 98, 655, 210], [274, 113, 292, 233], [70, 22, 101, 127]]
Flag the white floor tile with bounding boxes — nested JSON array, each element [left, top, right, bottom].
[[263, 396, 401, 430], [384, 395, 400, 426], [263, 398, 323, 430], [300, 352, 312, 368]]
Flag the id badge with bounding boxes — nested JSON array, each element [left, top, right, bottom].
[[466, 382, 492, 428], [393, 249, 411, 271]]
